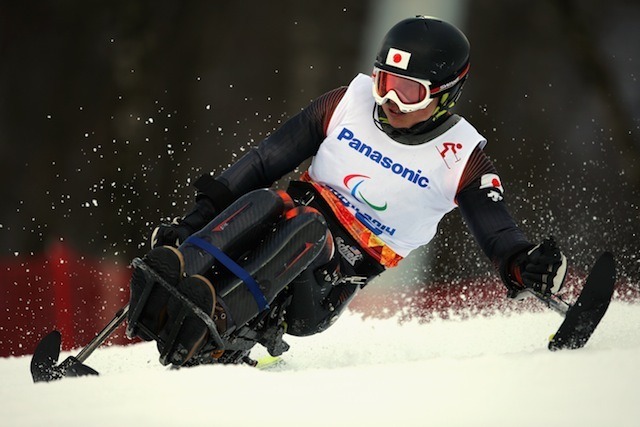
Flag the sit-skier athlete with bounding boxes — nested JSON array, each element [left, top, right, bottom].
[[127, 16, 567, 366]]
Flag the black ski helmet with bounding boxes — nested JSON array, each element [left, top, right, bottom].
[[374, 16, 471, 117]]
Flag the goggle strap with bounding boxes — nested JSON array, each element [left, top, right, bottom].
[[430, 62, 470, 95]]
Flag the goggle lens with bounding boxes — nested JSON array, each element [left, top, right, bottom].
[[375, 71, 429, 104]]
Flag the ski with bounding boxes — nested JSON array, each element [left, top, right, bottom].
[[30, 305, 128, 382], [548, 252, 616, 350], [256, 354, 284, 370], [527, 252, 616, 351]]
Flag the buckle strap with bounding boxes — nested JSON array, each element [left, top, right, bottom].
[[185, 236, 269, 312]]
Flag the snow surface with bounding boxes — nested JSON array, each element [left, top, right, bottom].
[[1, 302, 639, 427]]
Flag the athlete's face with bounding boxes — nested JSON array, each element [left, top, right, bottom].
[[381, 98, 440, 129]]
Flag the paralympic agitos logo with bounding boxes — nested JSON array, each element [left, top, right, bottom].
[[344, 174, 388, 211]]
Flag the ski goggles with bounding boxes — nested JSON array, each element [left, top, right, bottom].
[[372, 67, 434, 113]]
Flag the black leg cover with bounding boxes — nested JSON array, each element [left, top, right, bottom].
[[178, 188, 294, 277], [215, 206, 330, 333]]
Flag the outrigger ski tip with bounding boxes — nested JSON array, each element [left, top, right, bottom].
[[548, 251, 616, 351], [30, 305, 129, 383], [30, 330, 99, 382], [527, 251, 617, 351]]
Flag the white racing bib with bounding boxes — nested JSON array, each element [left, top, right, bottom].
[[308, 74, 486, 257]]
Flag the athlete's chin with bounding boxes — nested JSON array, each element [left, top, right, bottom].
[[386, 115, 414, 129], [382, 105, 414, 129]]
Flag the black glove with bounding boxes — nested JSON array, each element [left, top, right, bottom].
[[503, 237, 568, 298], [150, 196, 216, 248]]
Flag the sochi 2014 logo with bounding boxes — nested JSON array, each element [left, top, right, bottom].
[[343, 174, 388, 211]]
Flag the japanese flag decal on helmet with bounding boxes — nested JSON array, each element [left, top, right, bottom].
[[385, 47, 411, 70]]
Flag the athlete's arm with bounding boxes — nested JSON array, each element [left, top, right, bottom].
[[455, 147, 532, 269], [152, 88, 347, 248]]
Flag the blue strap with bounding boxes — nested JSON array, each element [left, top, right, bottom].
[[185, 236, 269, 311]]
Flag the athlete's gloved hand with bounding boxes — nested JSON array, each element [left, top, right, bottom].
[[503, 237, 568, 298], [151, 197, 216, 248]]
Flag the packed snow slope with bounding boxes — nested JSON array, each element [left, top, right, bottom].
[[1, 301, 639, 427]]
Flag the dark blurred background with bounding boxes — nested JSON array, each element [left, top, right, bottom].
[[1, 0, 639, 288]]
